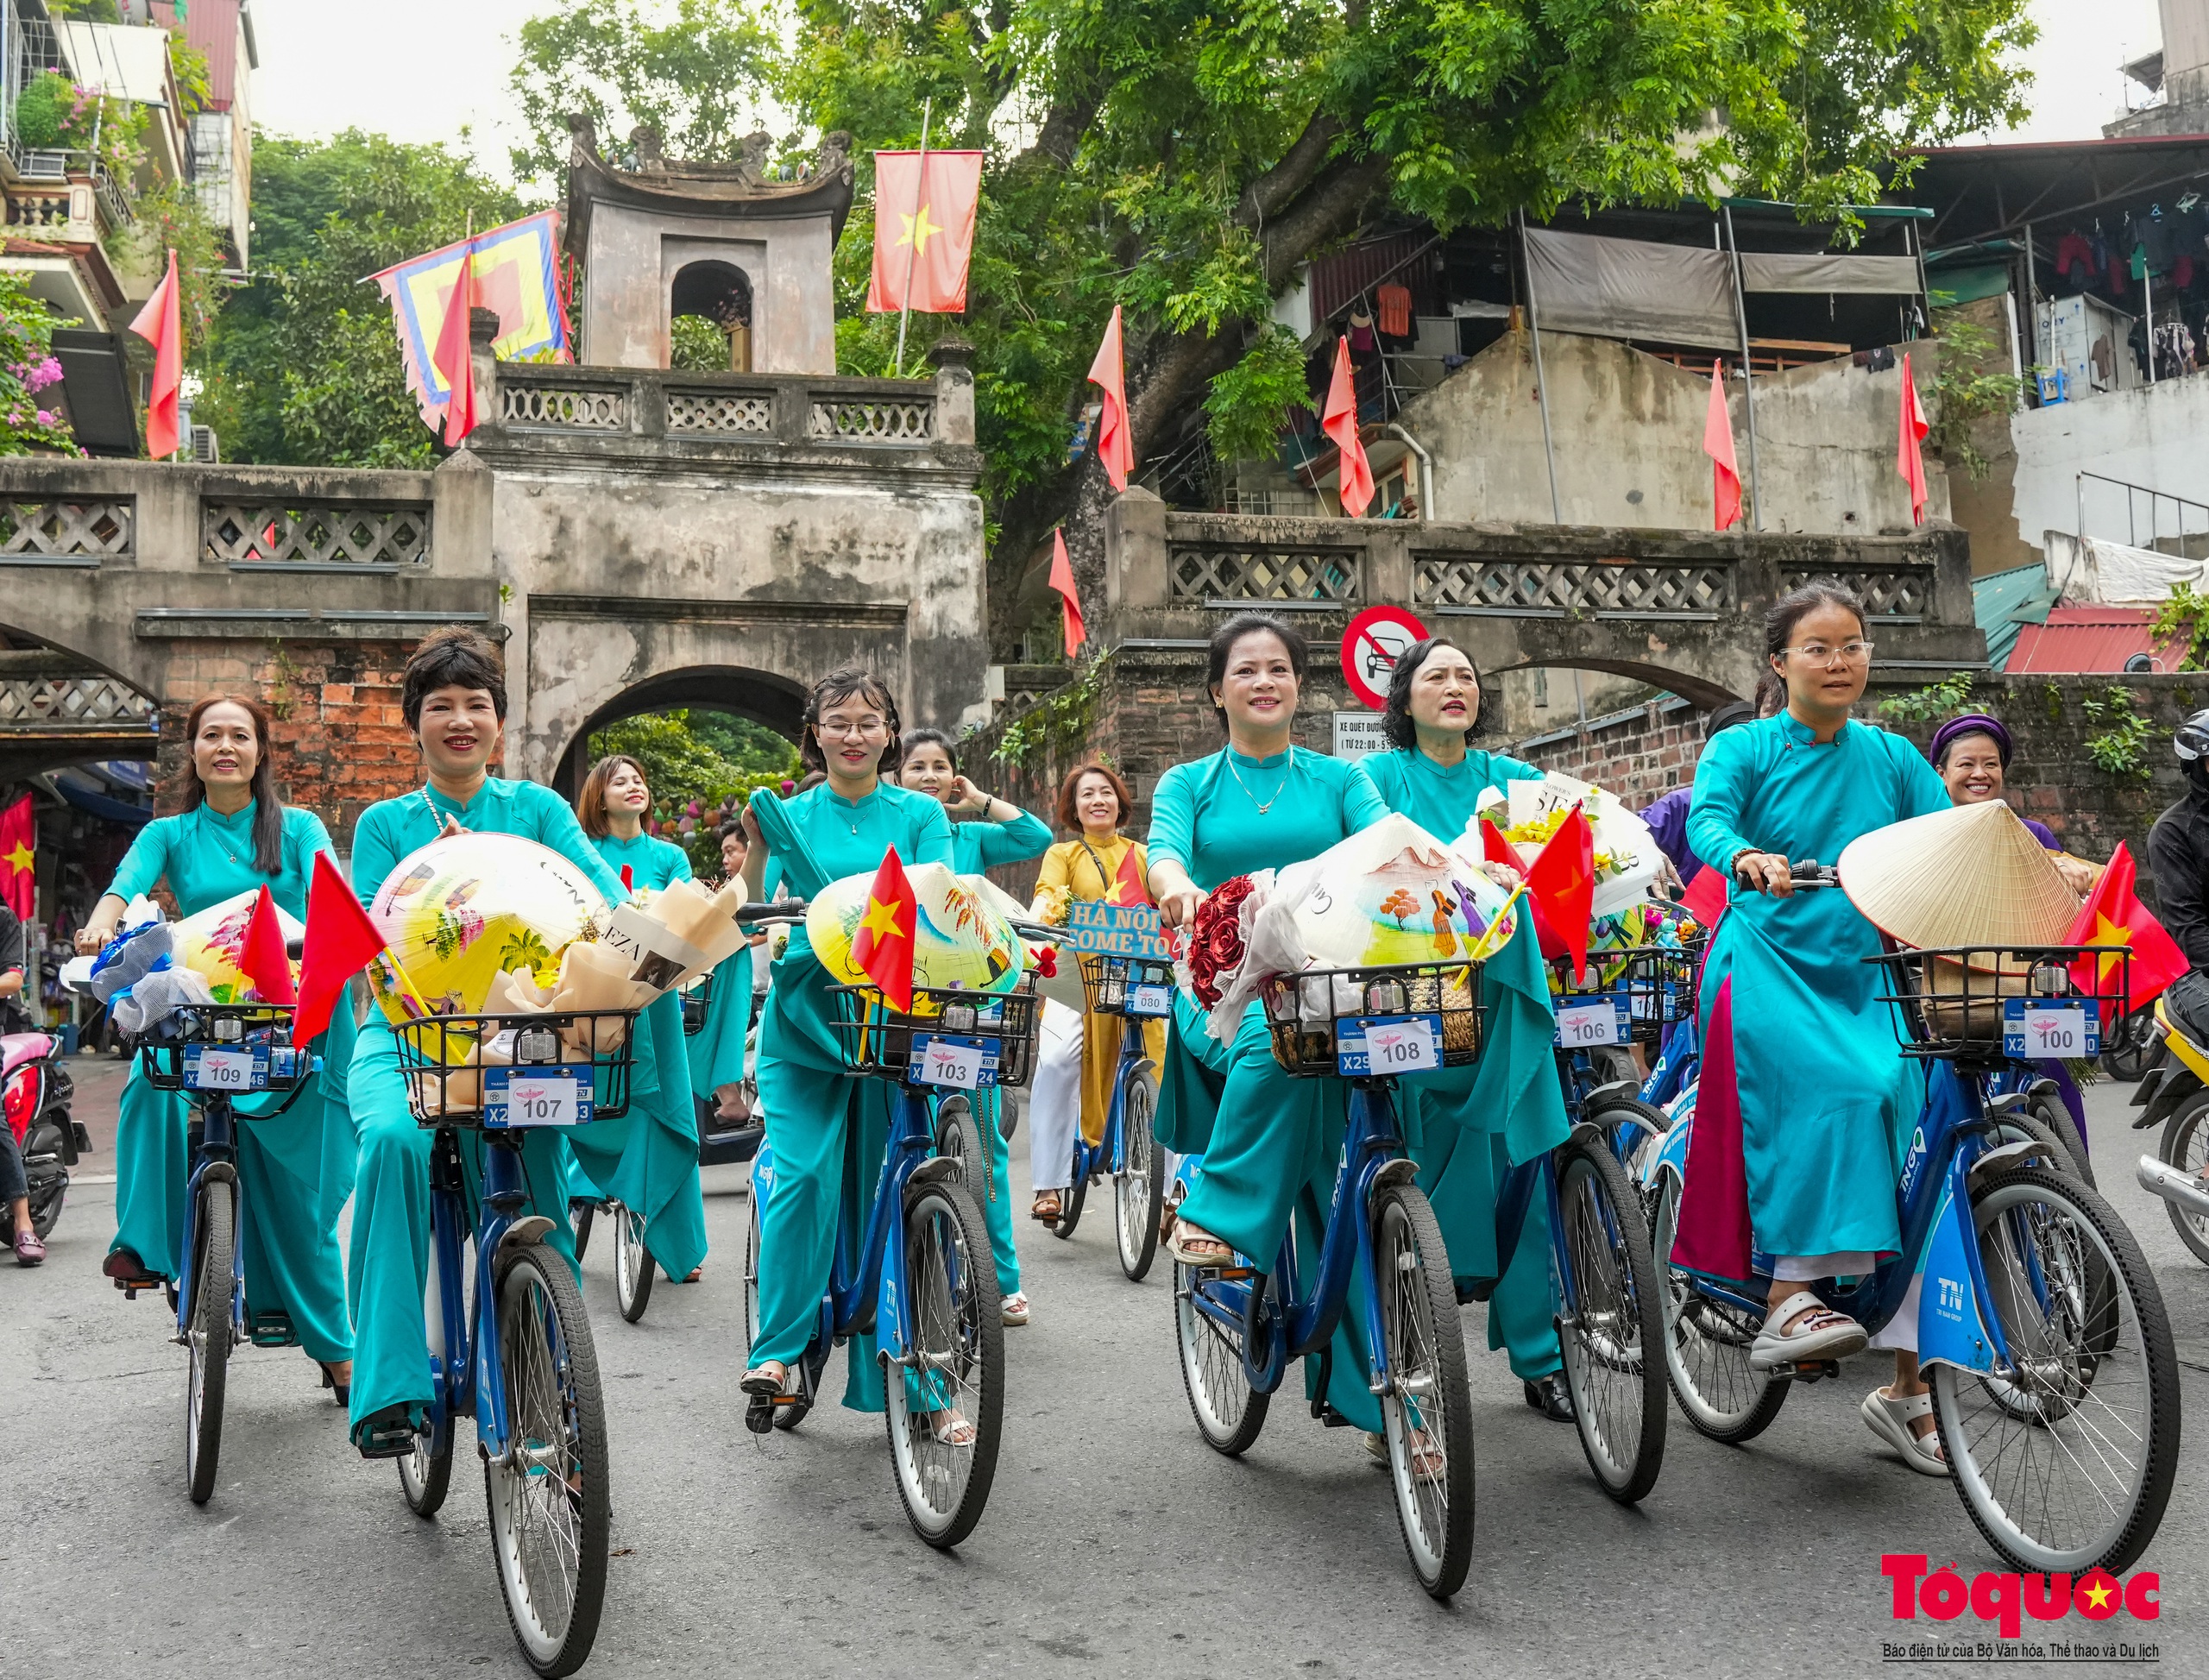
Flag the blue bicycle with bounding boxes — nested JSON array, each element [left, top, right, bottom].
[[740, 945, 1032, 1549], [389, 1005, 643, 1677], [1041, 952, 1174, 1280], [135, 1003, 316, 1505], [1648, 892, 2180, 1573]]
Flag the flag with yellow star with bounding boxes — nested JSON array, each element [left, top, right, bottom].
[[866, 148, 984, 315], [850, 845, 919, 1013], [0, 793, 33, 921], [2062, 840, 2187, 1005]]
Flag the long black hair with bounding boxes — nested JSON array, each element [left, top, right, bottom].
[[176, 695, 286, 877], [1380, 636, 1486, 751], [1205, 613, 1307, 733], [797, 664, 902, 776]]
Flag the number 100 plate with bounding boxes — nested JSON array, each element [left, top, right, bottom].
[[2001, 998, 2100, 1059]]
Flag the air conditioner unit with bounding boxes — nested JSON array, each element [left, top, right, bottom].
[[190, 425, 219, 464]]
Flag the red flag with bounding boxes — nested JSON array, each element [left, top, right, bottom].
[[1703, 361, 1742, 531], [850, 846, 918, 1014], [1897, 351, 1929, 525], [1525, 807, 1595, 984], [1679, 859, 1729, 929], [433, 240, 478, 445], [1086, 305, 1134, 491], [1110, 843, 1149, 907], [1479, 816, 1517, 868], [1322, 335, 1373, 518], [239, 884, 296, 1006], [293, 853, 387, 1042], [0, 793, 33, 922], [620, 864, 634, 893], [865, 149, 984, 314], [2063, 842, 2188, 1007], [1048, 528, 1086, 658], [129, 248, 183, 459]]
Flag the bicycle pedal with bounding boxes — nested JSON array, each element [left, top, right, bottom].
[[1782, 1359, 1841, 1385], [743, 1394, 777, 1435], [248, 1311, 299, 1348]]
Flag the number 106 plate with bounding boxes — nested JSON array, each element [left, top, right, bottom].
[[2002, 998, 2100, 1059]]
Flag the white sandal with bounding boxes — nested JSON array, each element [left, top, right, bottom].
[[1000, 1291, 1031, 1326], [1748, 1290, 1867, 1370], [1861, 1385, 1950, 1477], [1165, 1221, 1234, 1267]]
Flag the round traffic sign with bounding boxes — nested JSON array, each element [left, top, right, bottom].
[[1339, 605, 1430, 711]]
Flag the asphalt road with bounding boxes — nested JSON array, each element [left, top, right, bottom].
[[3, 1074, 2204, 1679]]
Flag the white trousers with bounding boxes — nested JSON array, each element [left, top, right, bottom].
[[1027, 999, 1085, 1192]]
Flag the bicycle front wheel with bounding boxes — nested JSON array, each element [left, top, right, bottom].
[[1372, 1183, 1475, 1600], [184, 1175, 236, 1506], [1936, 1166, 2181, 1575], [1555, 1138, 1666, 1504], [485, 1243, 611, 1677], [1174, 1262, 1268, 1455], [1113, 1071, 1163, 1282], [611, 1202, 653, 1323], [2156, 1091, 2209, 1266], [884, 1178, 1004, 1548], [1652, 1178, 1788, 1444]]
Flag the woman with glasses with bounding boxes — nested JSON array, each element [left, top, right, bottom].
[[1682, 584, 1952, 1475], [739, 666, 960, 1422]]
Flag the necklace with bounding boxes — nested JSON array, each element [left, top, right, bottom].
[[1225, 746, 1293, 815], [197, 803, 243, 867]]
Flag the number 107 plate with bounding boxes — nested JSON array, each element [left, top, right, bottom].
[[2002, 998, 2100, 1059], [484, 1066, 595, 1128]]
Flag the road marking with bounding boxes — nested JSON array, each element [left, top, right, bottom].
[[72, 1173, 116, 1185]]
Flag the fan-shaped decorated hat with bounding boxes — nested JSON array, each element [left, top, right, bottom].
[[808, 860, 1029, 997], [1838, 798, 2080, 951], [172, 888, 304, 1004], [368, 833, 609, 1021]]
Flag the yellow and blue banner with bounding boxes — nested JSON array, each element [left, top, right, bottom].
[[370, 211, 570, 430]]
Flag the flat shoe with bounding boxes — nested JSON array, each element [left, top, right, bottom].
[[1748, 1289, 1868, 1371], [1860, 1385, 1949, 1477], [1165, 1222, 1234, 1267], [1524, 1373, 1575, 1422], [739, 1362, 790, 1399], [1000, 1292, 1030, 1326], [13, 1229, 45, 1265]]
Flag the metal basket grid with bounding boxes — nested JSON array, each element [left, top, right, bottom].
[[1076, 952, 1179, 1017], [1259, 960, 1488, 1078], [827, 978, 1042, 1089], [138, 1004, 310, 1094], [392, 1010, 638, 1127], [1869, 944, 2130, 1060]]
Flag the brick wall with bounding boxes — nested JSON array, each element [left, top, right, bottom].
[[154, 639, 428, 847], [1512, 697, 1715, 809]]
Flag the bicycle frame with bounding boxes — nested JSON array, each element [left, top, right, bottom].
[[1068, 1012, 1159, 1183], [1639, 1014, 1702, 1111], [1183, 1081, 1409, 1400], [173, 1095, 244, 1345], [419, 1129, 532, 1466]]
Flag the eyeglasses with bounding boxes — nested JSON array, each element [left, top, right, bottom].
[[819, 716, 888, 739], [1784, 641, 1875, 667]]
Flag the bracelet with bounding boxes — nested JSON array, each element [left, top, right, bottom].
[[1729, 846, 1759, 878]]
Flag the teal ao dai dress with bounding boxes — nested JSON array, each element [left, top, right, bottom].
[[343, 778, 706, 1444], [747, 779, 954, 1412], [1685, 713, 1949, 1267], [1360, 746, 1572, 1381], [103, 801, 357, 1365], [1149, 745, 1393, 1431]]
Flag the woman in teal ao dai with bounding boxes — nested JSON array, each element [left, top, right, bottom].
[[895, 727, 1053, 1326], [344, 630, 706, 1455], [1682, 584, 1951, 1463], [1146, 615, 1395, 1432], [79, 695, 358, 1396], [738, 667, 957, 1415], [1358, 638, 1577, 1423]]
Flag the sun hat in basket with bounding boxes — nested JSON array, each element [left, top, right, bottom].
[[1836, 797, 2080, 953]]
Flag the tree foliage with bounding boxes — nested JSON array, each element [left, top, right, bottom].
[[0, 270, 82, 457], [586, 708, 800, 869]]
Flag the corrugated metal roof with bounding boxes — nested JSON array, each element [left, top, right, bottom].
[[1973, 562, 2057, 670], [2004, 605, 2187, 673]]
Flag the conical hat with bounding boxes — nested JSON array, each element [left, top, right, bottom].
[[1838, 799, 2080, 950], [808, 861, 1028, 995]]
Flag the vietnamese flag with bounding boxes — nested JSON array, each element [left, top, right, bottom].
[[851, 846, 918, 1014], [1897, 351, 1929, 525], [2064, 842, 2188, 1007], [433, 238, 479, 444], [1703, 361, 1742, 531], [1086, 305, 1135, 492], [1525, 807, 1596, 984], [865, 149, 984, 314], [1110, 843, 1149, 908], [1679, 857, 1730, 930], [239, 884, 296, 1006], [1322, 335, 1374, 518], [0, 793, 32, 921], [128, 248, 183, 459], [1048, 528, 1086, 658], [293, 853, 388, 1041]]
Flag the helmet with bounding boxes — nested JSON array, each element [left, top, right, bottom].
[[2179, 709, 2209, 790]]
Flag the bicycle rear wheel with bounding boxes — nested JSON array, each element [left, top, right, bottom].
[[400, 1231, 461, 1518], [2156, 1092, 2209, 1266], [611, 1202, 653, 1324], [184, 1175, 236, 1506], [1652, 1178, 1788, 1444], [1936, 1166, 2181, 1575], [1372, 1184, 1475, 1600], [486, 1243, 610, 1677], [1174, 1263, 1268, 1455], [884, 1178, 1004, 1548], [741, 1194, 808, 1430], [1113, 1071, 1163, 1281], [1554, 1138, 1666, 1504], [2028, 1092, 2094, 1189]]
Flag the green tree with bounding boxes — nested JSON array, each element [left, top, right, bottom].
[[587, 708, 798, 870], [0, 270, 83, 457]]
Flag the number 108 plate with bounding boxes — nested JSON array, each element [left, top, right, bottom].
[[1337, 1014, 1443, 1078]]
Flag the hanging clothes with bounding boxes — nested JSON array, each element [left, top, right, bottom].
[[2053, 229, 2096, 288], [1375, 281, 1413, 339]]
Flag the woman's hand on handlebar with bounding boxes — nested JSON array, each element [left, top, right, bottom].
[[1148, 858, 1205, 931], [1734, 850, 1796, 898]]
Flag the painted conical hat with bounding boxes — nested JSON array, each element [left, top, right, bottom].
[[808, 861, 1028, 996], [1838, 799, 2080, 950]]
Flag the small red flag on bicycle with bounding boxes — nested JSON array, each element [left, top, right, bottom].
[[1525, 806, 1595, 984], [293, 853, 388, 1041], [2063, 842, 2187, 1005], [0, 793, 33, 921], [239, 885, 297, 1006], [852, 846, 918, 1013], [1109, 844, 1149, 907]]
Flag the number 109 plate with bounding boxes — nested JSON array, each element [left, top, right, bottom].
[[484, 1066, 594, 1128], [185, 1045, 267, 1092], [2002, 998, 2100, 1059]]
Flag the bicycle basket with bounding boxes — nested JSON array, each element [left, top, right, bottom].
[[1259, 960, 1487, 1079], [138, 1004, 312, 1097], [392, 1010, 637, 1127], [827, 977, 1041, 1091], [1547, 944, 1697, 1046], [1870, 944, 2130, 1061], [1076, 952, 1178, 1018]]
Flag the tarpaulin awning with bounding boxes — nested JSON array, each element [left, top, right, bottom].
[[1522, 226, 1738, 349], [1737, 251, 1923, 295], [56, 21, 172, 105]]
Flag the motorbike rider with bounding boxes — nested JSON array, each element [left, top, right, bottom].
[[0, 900, 36, 1262], [2148, 709, 2209, 1045]]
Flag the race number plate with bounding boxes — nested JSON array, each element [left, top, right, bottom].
[[1555, 992, 1630, 1049], [185, 1045, 265, 1093], [483, 1066, 593, 1129], [1337, 1014, 1443, 1078], [909, 1034, 997, 1090], [2002, 998, 2100, 1059], [1629, 982, 1679, 1023], [1126, 984, 1173, 1017]]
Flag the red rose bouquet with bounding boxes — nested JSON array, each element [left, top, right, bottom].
[[1185, 874, 1257, 1007]]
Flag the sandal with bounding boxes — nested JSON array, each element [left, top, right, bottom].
[[1030, 1192, 1061, 1223], [1363, 1427, 1446, 1477], [739, 1360, 791, 1399], [1749, 1290, 1868, 1370], [1000, 1291, 1030, 1326], [1165, 1220, 1233, 1266], [1860, 1385, 1949, 1477], [927, 1409, 978, 1448]]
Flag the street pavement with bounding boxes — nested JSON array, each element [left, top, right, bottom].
[[3, 1073, 2203, 1678]]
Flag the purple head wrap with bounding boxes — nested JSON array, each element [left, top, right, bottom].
[[1927, 713, 2012, 770]]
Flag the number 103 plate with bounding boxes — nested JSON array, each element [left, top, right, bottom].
[[2002, 998, 2100, 1059]]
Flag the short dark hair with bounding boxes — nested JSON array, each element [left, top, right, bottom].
[[897, 727, 960, 777], [1380, 637, 1485, 751], [717, 818, 747, 845], [576, 753, 646, 840], [1205, 613, 1307, 733], [797, 664, 901, 776], [1056, 760, 1134, 832], [403, 626, 506, 731], [1763, 582, 1866, 664]]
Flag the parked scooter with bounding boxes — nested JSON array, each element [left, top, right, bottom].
[[0, 1032, 86, 1249]]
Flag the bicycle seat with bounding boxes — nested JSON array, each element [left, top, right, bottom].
[[0, 1032, 53, 1076], [2153, 998, 2209, 1082]]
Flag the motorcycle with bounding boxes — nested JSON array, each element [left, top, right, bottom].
[[1, 1031, 87, 1249]]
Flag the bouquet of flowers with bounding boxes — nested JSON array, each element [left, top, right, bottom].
[[1182, 874, 1261, 1008], [1475, 771, 1659, 918]]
